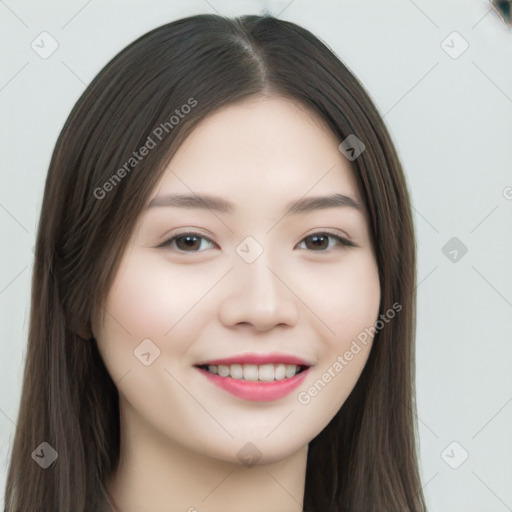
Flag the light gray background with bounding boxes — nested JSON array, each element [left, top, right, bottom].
[[1, 0, 511, 510]]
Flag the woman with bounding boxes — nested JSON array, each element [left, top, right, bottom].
[[4, 13, 426, 512]]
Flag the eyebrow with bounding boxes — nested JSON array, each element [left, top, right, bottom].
[[146, 192, 364, 216]]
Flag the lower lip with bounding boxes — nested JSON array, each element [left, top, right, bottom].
[[196, 367, 310, 402]]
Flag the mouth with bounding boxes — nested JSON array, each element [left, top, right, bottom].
[[193, 353, 313, 402], [195, 363, 309, 381]]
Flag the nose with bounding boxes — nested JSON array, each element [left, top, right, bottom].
[[218, 255, 299, 332]]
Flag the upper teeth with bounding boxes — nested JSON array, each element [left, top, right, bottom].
[[205, 363, 302, 381]]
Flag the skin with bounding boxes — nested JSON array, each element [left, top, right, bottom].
[[93, 95, 381, 512]]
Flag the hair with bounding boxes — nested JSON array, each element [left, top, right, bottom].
[[4, 13, 426, 512]]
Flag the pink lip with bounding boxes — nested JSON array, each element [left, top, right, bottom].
[[196, 366, 310, 402], [196, 352, 312, 367]]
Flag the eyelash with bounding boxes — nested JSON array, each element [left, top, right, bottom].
[[157, 230, 356, 253]]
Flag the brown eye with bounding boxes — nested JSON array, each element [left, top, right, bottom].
[[298, 232, 355, 251], [303, 234, 330, 250], [159, 233, 215, 252], [175, 235, 202, 251]]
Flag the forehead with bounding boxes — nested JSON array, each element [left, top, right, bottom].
[[151, 95, 360, 204]]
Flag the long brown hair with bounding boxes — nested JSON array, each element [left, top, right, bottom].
[[4, 13, 426, 511]]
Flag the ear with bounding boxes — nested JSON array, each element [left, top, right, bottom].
[[75, 326, 92, 340], [72, 318, 93, 341]]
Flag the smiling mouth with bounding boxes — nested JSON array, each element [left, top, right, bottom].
[[194, 363, 311, 402], [195, 363, 309, 382]]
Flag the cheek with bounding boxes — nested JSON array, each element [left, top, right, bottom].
[[292, 251, 381, 339], [93, 254, 176, 373], [94, 250, 222, 375], [292, 252, 379, 408], [334, 257, 381, 336], [100, 252, 208, 339]]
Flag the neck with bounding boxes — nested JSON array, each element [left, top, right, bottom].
[[106, 399, 308, 512]]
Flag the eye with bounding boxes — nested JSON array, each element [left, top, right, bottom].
[[157, 230, 355, 253], [158, 232, 216, 252], [296, 231, 356, 251]]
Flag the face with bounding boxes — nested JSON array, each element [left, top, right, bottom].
[[93, 95, 380, 465]]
